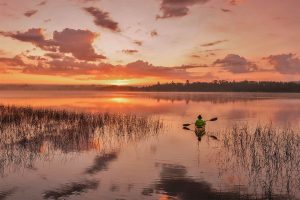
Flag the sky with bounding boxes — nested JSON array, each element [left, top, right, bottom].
[[0, 0, 300, 85]]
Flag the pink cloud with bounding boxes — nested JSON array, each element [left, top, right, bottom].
[[157, 0, 210, 19], [0, 55, 35, 72], [150, 30, 158, 37], [53, 28, 106, 61], [214, 54, 257, 73], [0, 28, 56, 51], [122, 49, 139, 55], [228, 0, 242, 5], [133, 40, 143, 46], [0, 28, 105, 61], [221, 8, 232, 12], [24, 10, 38, 17], [201, 40, 227, 47], [266, 53, 300, 74], [84, 7, 120, 32], [37, 1, 47, 6]]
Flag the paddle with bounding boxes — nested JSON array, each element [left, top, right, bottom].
[[182, 126, 219, 141], [183, 117, 218, 127]]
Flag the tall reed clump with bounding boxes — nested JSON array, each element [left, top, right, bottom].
[[218, 124, 300, 199], [0, 104, 163, 175]]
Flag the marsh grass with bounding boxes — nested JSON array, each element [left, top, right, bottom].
[[0, 104, 163, 175], [218, 124, 300, 199]]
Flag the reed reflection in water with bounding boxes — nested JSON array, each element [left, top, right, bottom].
[[217, 124, 300, 199], [143, 163, 288, 200], [0, 104, 163, 176], [1, 92, 300, 199], [43, 180, 99, 200]]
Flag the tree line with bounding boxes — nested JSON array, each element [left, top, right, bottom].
[[138, 81, 300, 92], [1, 81, 300, 92]]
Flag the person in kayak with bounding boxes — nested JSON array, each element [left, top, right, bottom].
[[195, 115, 206, 128], [195, 115, 206, 141]]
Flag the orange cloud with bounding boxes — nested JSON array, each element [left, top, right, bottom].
[[0, 56, 29, 68], [0, 50, 5, 55], [0, 55, 34, 73], [45, 53, 64, 59], [0, 53, 206, 81], [191, 54, 201, 58]]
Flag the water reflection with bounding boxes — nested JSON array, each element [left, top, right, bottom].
[[183, 126, 219, 142], [145, 163, 287, 200], [1, 91, 299, 125], [0, 105, 163, 176], [218, 125, 300, 199], [1, 91, 300, 108], [0, 188, 16, 200], [1, 92, 300, 199], [85, 152, 118, 175], [43, 180, 99, 199], [139, 92, 300, 104]]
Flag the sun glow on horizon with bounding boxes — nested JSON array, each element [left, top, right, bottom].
[[109, 80, 131, 86], [103, 78, 155, 86], [0, 0, 300, 84]]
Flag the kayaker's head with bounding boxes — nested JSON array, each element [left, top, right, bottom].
[[197, 115, 202, 119]]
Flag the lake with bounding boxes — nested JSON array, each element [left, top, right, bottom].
[[0, 91, 300, 200]]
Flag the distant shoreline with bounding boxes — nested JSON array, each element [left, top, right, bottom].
[[1, 81, 300, 93]]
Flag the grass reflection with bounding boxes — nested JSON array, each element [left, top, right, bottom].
[[43, 180, 99, 200], [0, 104, 163, 176], [85, 152, 118, 175], [0, 188, 16, 200], [218, 124, 300, 199], [144, 163, 287, 200]]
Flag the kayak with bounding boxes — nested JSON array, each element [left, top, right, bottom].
[[195, 126, 206, 137]]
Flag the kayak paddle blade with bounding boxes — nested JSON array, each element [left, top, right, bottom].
[[209, 117, 218, 121], [209, 135, 218, 140], [183, 123, 191, 126], [183, 127, 191, 130]]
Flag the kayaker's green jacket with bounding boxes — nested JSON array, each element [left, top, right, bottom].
[[195, 119, 206, 128]]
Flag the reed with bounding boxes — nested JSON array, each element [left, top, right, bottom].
[[0, 104, 163, 175], [218, 124, 300, 199]]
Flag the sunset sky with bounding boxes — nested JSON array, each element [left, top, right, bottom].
[[0, 0, 300, 85]]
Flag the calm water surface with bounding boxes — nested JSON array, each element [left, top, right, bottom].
[[0, 91, 300, 200]]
